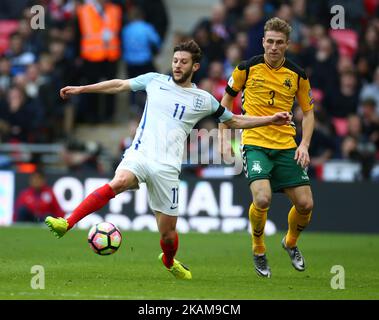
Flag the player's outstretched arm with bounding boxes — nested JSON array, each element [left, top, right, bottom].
[[60, 79, 131, 99], [224, 112, 292, 129], [218, 93, 235, 157]]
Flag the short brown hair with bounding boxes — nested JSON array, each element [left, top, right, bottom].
[[173, 40, 202, 64], [264, 17, 292, 40]]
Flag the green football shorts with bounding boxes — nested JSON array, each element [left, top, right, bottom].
[[242, 145, 311, 192]]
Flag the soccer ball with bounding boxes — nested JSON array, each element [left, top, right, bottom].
[[88, 222, 122, 255]]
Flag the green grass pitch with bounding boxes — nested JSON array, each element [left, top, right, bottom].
[[0, 225, 378, 300]]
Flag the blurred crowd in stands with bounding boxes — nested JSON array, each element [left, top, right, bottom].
[[0, 0, 379, 180]]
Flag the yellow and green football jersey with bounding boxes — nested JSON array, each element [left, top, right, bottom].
[[226, 55, 314, 149]]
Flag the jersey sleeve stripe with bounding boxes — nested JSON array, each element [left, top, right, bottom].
[[226, 85, 238, 97], [212, 105, 226, 119], [134, 98, 149, 150]]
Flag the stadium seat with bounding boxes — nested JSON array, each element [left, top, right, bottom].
[[0, 20, 19, 54], [329, 29, 358, 59], [332, 117, 349, 136], [364, 0, 378, 16]]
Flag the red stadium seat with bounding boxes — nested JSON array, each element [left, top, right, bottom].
[[332, 117, 349, 136], [364, 0, 378, 16], [0, 20, 19, 54], [329, 29, 358, 59]]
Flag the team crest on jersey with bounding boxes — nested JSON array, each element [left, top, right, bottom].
[[251, 77, 265, 87], [193, 95, 206, 111], [251, 161, 262, 174], [283, 78, 292, 90]]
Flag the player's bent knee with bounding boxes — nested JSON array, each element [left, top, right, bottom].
[[109, 174, 135, 194], [296, 198, 313, 214], [160, 230, 176, 244], [254, 196, 271, 210], [108, 179, 126, 194]]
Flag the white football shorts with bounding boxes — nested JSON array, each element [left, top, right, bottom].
[[116, 151, 180, 216]]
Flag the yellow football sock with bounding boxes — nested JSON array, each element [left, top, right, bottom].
[[249, 203, 268, 255], [285, 206, 312, 248]]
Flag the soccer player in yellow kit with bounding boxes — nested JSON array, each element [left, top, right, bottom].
[[220, 17, 315, 278]]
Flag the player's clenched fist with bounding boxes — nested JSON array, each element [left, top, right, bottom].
[[60, 86, 83, 99], [272, 111, 292, 125]]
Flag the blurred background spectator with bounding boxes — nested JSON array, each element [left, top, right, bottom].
[[5, 32, 36, 76], [122, 5, 161, 113], [340, 114, 377, 179], [241, 3, 266, 59], [76, 0, 122, 123], [360, 66, 379, 114], [0, 86, 43, 143], [13, 170, 65, 222], [127, 0, 169, 43], [61, 138, 103, 174]]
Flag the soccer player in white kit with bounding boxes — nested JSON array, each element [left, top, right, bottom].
[[46, 40, 291, 280]]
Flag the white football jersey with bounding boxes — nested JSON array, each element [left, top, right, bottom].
[[126, 73, 233, 171]]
